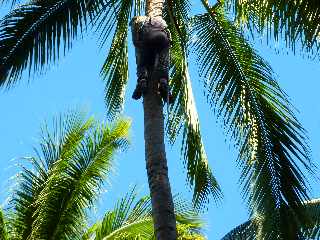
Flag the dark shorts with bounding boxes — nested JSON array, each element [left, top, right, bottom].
[[141, 26, 170, 51]]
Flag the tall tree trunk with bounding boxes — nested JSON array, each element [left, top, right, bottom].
[[143, 0, 177, 239]]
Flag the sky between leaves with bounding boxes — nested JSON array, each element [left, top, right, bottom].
[[0, 1, 320, 239]]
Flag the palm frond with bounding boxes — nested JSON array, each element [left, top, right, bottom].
[[83, 188, 205, 240], [0, 0, 109, 88], [39, 110, 95, 166], [9, 111, 130, 239], [221, 198, 320, 239], [88, 187, 153, 239], [165, 0, 190, 47], [98, 0, 134, 119], [225, 0, 320, 56], [193, 5, 313, 239], [164, 1, 222, 209], [9, 110, 93, 239], [28, 117, 130, 239], [177, 64, 221, 208], [0, 208, 9, 240], [174, 195, 206, 240]]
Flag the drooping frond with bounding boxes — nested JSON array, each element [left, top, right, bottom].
[[225, 0, 320, 56], [172, 61, 222, 209], [165, 0, 190, 47], [0, 0, 109, 88], [82, 188, 206, 240], [164, 1, 222, 209], [193, 5, 313, 239], [9, 110, 94, 240], [9, 111, 130, 239], [98, 0, 134, 119]]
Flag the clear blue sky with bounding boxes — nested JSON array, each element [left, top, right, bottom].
[[1, 3, 320, 239]]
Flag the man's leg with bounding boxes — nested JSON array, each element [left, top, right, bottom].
[[155, 46, 173, 104], [132, 48, 151, 100]]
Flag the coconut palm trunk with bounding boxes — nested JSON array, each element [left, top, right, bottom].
[[136, 0, 177, 239]]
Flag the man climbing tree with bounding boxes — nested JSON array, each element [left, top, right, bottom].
[[131, 15, 173, 103], [130, 2, 177, 239]]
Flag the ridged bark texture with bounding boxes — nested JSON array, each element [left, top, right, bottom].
[[146, 0, 165, 18], [143, 0, 177, 239], [143, 70, 177, 240]]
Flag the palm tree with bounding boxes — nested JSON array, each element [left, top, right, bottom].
[[0, 0, 319, 239], [0, 111, 206, 240]]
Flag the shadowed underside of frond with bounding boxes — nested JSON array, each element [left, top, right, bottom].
[[193, 4, 313, 238], [301, 199, 320, 239]]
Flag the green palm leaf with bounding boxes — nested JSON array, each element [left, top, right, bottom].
[[170, 58, 222, 208], [0, 208, 9, 240], [31, 119, 130, 239], [164, 0, 222, 208], [99, 0, 134, 119], [165, 0, 189, 48], [83, 187, 205, 240], [9, 111, 130, 239], [9, 111, 94, 239], [225, 0, 320, 56], [0, 0, 108, 88], [193, 4, 313, 239]]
